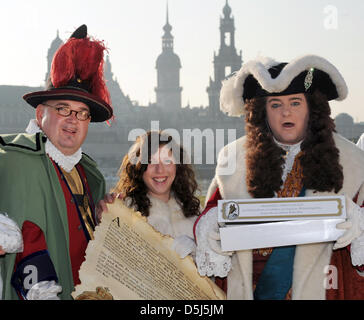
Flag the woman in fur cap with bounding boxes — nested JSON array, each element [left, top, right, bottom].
[[111, 130, 200, 259], [194, 55, 364, 299]]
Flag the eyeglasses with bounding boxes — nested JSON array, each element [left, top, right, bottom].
[[42, 102, 91, 121]]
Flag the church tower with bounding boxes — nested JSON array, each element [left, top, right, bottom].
[[155, 4, 182, 110], [45, 30, 64, 83], [207, 1, 242, 116]]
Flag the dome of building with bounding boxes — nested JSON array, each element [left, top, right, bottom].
[[335, 113, 354, 125], [156, 51, 181, 69]]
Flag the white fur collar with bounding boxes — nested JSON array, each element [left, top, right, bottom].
[[124, 194, 195, 239], [220, 55, 348, 117], [148, 194, 181, 212], [25, 119, 82, 172], [147, 194, 191, 238]]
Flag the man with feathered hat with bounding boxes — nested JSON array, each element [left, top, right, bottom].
[[194, 54, 364, 299], [0, 25, 113, 300]]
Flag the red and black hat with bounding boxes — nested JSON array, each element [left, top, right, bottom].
[[23, 25, 113, 122]]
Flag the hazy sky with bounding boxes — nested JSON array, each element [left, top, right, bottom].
[[1, 0, 364, 121]]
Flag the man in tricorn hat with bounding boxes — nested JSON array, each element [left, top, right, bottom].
[[194, 54, 364, 299], [0, 25, 113, 300]]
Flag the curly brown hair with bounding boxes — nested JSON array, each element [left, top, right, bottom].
[[245, 90, 343, 198], [112, 131, 200, 217]]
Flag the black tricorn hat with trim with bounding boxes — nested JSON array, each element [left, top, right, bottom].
[[220, 54, 348, 117], [23, 24, 113, 122]]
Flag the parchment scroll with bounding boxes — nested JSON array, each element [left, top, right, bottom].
[[72, 199, 226, 300]]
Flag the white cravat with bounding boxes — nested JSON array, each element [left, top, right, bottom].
[[273, 137, 303, 184], [25, 119, 82, 172]]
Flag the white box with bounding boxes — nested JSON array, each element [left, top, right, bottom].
[[219, 219, 345, 251]]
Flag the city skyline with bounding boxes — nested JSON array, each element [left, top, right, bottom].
[[1, 0, 364, 121]]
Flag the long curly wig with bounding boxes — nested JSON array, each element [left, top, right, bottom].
[[245, 90, 343, 198], [112, 131, 200, 217]]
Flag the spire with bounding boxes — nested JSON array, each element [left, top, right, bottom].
[[162, 0, 173, 51], [51, 29, 63, 48], [166, 0, 169, 25], [163, 0, 172, 35], [223, 0, 232, 18], [104, 55, 113, 81]]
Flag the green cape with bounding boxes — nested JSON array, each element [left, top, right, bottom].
[[0, 132, 105, 300]]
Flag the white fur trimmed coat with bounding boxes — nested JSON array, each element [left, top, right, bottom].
[[201, 133, 364, 300], [124, 195, 196, 239]]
